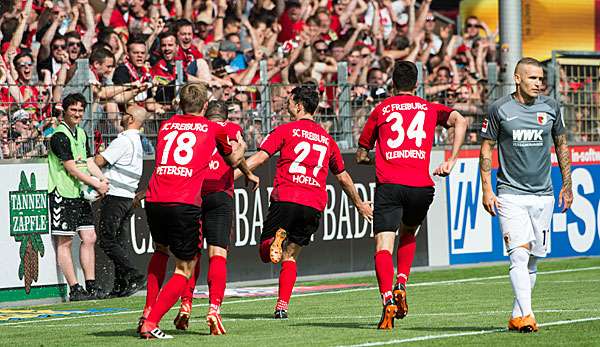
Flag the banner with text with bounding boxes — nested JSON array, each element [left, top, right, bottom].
[[446, 145, 600, 264], [95, 153, 434, 289], [0, 163, 67, 302]]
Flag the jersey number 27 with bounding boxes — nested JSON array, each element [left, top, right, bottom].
[[289, 141, 327, 177]]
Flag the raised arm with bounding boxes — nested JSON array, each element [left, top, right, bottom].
[[38, 10, 62, 62], [213, 0, 228, 42], [102, 0, 116, 28], [81, 0, 96, 52], [339, 0, 359, 26], [184, 0, 193, 20], [8, 0, 33, 53], [174, 0, 183, 18]]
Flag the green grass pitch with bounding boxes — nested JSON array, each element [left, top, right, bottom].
[[1, 257, 599, 346]]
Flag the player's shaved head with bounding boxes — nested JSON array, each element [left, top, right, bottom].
[[180, 83, 209, 114], [514, 57, 542, 75], [514, 57, 544, 102]]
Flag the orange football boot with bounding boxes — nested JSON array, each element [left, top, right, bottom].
[[207, 309, 227, 335], [377, 301, 398, 330], [508, 316, 522, 331], [393, 283, 408, 319], [270, 228, 287, 264], [174, 299, 192, 330], [519, 314, 539, 333]]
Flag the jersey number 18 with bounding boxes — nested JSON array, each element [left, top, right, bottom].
[[160, 130, 197, 166]]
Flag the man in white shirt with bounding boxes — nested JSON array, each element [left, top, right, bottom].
[[94, 105, 147, 297]]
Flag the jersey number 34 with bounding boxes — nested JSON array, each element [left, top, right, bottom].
[[386, 111, 426, 149]]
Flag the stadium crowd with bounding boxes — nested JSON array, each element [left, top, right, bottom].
[[0, 0, 508, 159]]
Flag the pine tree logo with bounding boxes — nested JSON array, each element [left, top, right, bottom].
[[9, 171, 49, 294]]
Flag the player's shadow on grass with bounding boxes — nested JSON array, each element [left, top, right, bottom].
[[406, 326, 500, 332], [90, 329, 211, 338], [222, 313, 276, 320], [292, 322, 373, 330]]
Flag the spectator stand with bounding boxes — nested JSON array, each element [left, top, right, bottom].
[[551, 51, 600, 144]]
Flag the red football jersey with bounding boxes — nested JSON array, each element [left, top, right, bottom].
[[146, 114, 232, 206], [201, 121, 243, 197], [260, 119, 345, 211], [359, 94, 452, 187]]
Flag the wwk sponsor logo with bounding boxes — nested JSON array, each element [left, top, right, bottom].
[[512, 129, 543, 147]]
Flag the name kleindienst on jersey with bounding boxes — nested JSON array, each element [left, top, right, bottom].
[[382, 102, 428, 161]]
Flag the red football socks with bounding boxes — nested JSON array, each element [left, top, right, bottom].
[[208, 255, 227, 308], [396, 233, 417, 286], [276, 260, 297, 310], [181, 254, 201, 305], [145, 273, 188, 327], [143, 251, 169, 317], [259, 238, 273, 263], [375, 250, 394, 303]]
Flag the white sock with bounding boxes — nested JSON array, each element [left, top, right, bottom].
[[528, 256, 538, 290], [509, 247, 532, 317], [512, 255, 539, 317], [512, 298, 521, 318]]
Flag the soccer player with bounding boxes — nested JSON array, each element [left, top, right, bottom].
[[357, 61, 468, 329], [479, 57, 572, 333], [240, 86, 373, 319], [174, 101, 257, 335], [138, 83, 256, 339]]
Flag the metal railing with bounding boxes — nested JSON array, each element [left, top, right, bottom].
[[552, 51, 600, 143], [1, 54, 598, 160]]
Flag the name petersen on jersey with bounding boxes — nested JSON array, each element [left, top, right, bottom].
[[382, 102, 428, 160], [290, 128, 329, 187], [155, 121, 210, 178]]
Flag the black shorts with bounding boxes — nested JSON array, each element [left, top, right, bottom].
[[49, 191, 94, 237], [373, 183, 435, 234], [201, 192, 233, 249], [145, 202, 202, 261], [261, 201, 322, 247]]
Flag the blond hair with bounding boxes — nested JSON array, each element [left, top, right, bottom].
[[179, 83, 209, 114], [515, 57, 542, 75]]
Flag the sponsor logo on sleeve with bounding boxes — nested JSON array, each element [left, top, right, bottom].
[[481, 119, 488, 133]]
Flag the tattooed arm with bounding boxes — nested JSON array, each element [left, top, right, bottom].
[[479, 139, 498, 216], [553, 133, 573, 212]]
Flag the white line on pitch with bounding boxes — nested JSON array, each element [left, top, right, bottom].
[[7, 308, 600, 328], [337, 316, 600, 347], [1, 266, 598, 327]]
